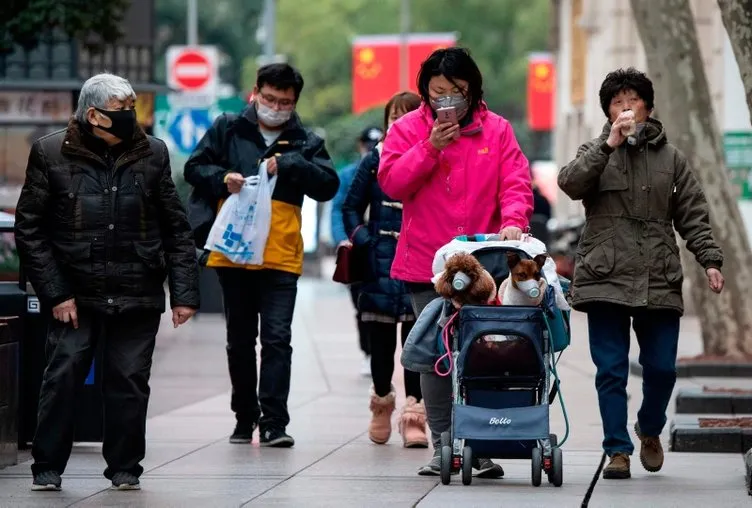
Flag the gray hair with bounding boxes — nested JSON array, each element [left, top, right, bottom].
[[75, 73, 137, 122]]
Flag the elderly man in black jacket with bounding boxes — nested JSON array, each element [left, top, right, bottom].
[[15, 73, 200, 492]]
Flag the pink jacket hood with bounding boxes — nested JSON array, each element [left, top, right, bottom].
[[377, 102, 533, 283]]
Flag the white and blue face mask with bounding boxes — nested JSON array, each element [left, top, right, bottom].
[[516, 279, 541, 299], [256, 101, 292, 127]]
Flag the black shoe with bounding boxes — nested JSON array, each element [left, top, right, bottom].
[[230, 421, 257, 444], [111, 471, 141, 490], [31, 471, 62, 491], [260, 428, 295, 448], [473, 458, 505, 478]]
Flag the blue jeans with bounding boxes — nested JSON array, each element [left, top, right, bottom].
[[587, 303, 680, 456]]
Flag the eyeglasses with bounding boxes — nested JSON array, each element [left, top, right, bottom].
[[258, 92, 295, 109]]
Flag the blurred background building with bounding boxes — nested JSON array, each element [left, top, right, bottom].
[[0, 0, 166, 210], [552, 0, 752, 240]]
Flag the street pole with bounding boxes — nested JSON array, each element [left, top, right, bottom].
[[187, 0, 198, 46], [399, 0, 410, 91], [264, 0, 276, 60]]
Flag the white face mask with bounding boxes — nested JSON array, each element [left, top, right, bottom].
[[256, 102, 292, 128], [516, 279, 541, 299]]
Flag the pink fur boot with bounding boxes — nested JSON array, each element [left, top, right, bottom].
[[398, 396, 429, 448], [369, 386, 396, 444]]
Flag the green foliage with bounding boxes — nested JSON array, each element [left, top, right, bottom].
[[0, 0, 131, 53], [323, 106, 384, 169], [276, 0, 551, 163], [152, 0, 550, 163], [154, 0, 263, 89]]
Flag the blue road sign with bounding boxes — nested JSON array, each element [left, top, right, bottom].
[[167, 108, 213, 154]]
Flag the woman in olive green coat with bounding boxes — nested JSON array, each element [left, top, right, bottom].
[[558, 68, 725, 481]]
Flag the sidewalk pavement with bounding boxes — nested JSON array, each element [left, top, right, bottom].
[[0, 262, 748, 507]]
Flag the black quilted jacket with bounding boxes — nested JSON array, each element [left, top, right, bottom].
[[14, 119, 200, 314], [342, 147, 414, 320]]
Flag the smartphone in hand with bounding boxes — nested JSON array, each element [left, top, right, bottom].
[[436, 106, 458, 125], [436, 106, 460, 140]]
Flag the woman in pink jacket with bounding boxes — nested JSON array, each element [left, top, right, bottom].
[[378, 47, 534, 477]]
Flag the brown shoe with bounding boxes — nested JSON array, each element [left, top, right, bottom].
[[634, 422, 664, 472], [602, 452, 631, 479]]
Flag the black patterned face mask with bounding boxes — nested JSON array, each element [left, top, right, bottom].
[[94, 108, 136, 142]]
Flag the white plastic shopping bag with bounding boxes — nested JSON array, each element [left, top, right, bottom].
[[204, 161, 277, 265]]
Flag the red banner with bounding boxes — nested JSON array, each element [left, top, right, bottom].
[[352, 33, 456, 114], [526, 54, 556, 131], [352, 39, 400, 115], [407, 34, 457, 93]]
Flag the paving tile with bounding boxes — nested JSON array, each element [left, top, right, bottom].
[[244, 477, 433, 507], [75, 478, 281, 508], [147, 441, 345, 478], [0, 477, 105, 507], [589, 452, 749, 507]]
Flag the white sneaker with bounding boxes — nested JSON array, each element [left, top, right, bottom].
[[360, 356, 371, 377]]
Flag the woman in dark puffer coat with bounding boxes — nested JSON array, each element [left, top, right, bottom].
[[342, 92, 426, 448]]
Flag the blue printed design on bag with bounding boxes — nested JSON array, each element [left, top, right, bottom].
[[222, 224, 242, 248], [212, 223, 256, 261]]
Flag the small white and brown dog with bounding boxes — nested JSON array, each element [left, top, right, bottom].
[[498, 252, 549, 306]]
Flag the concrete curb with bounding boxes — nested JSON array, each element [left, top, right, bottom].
[[675, 387, 752, 415], [670, 414, 752, 453], [630, 359, 752, 378]]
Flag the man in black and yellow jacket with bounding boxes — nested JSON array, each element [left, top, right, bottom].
[[184, 63, 339, 447]]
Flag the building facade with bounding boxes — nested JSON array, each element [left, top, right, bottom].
[[0, 0, 166, 209], [553, 0, 751, 237]]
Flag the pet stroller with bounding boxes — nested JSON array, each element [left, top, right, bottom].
[[432, 234, 571, 487]]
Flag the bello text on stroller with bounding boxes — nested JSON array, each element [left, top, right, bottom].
[[488, 417, 512, 425]]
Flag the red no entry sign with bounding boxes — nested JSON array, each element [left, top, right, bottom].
[[166, 46, 218, 96], [173, 51, 210, 90]]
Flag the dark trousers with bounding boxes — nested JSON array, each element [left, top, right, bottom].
[[217, 268, 298, 430], [587, 303, 680, 456], [406, 283, 449, 452], [349, 284, 370, 356], [31, 309, 160, 478], [368, 320, 421, 400]]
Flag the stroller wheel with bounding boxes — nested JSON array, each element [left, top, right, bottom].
[[440, 445, 452, 485], [461, 446, 473, 486], [550, 446, 563, 487], [440, 431, 451, 448], [531, 447, 542, 487]]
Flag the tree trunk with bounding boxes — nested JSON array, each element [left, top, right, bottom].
[[718, 0, 752, 116], [630, 0, 752, 357]]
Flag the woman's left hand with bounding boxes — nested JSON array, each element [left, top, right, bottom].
[[499, 226, 523, 241]]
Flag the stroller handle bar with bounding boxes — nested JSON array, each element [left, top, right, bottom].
[[455, 233, 503, 242]]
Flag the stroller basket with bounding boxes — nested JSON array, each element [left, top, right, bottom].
[[456, 305, 548, 382], [453, 304, 551, 444]]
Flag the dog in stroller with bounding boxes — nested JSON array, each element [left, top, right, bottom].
[[430, 234, 571, 487]]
